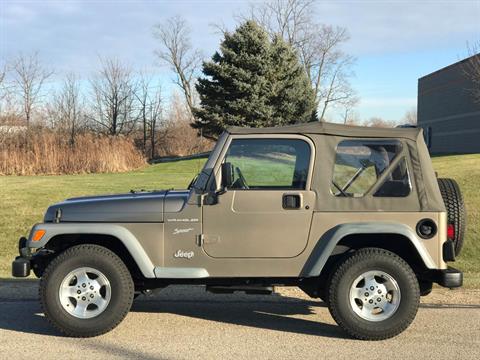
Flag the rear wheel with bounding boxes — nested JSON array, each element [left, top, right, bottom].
[[40, 244, 134, 337], [327, 248, 420, 340], [437, 178, 466, 256]]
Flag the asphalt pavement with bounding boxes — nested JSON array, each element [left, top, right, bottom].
[[0, 281, 479, 359]]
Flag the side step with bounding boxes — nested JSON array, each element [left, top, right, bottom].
[[206, 285, 274, 295]]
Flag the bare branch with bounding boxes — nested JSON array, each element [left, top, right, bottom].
[[364, 117, 395, 128], [89, 57, 138, 136], [0, 61, 9, 109], [136, 72, 163, 157], [402, 106, 417, 125], [0, 64, 6, 95], [49, 72, 85, 144], [11, 52, 53, 125], [153, 15, 202, 118], [243, 0, 356, 118]]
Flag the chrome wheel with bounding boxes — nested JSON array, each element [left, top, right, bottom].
[[59, 267, 111, 319], [349, 270, 401, 322]]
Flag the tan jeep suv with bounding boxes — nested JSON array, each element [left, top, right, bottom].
[[12, 122, 465, 340]]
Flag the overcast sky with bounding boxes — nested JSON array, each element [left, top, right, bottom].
[[1, 0, 479, 122]]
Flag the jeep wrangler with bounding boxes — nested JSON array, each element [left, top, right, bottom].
[[12, 122, 465, 340]]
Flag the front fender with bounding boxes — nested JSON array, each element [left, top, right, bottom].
[[300, 222, 437, 277], [27, 223, 156, 278]]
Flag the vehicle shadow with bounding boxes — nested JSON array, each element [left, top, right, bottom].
[[0, 300, 59, 336], [130, 294, 348, 339], [0, 295, 345, 339], [1, 289, 478, 339]]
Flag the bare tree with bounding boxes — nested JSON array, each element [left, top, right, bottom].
[[51, 73, 84, 145], [158, 93, 210, 156], [136, 73, 163, 157], [0, 61, 9, 115], [402, 106, 417, 125], [464, 42, 480, 104], [90, 58, 138, 136], [241, 0, 314, 46], [317, 53, 357, 120], [11, 52, 52, 125], [153, 15, 202, 118], [0, 63, 6, 101], [340, 103, 360, 125], [242, 0, 357, 120], [146, 86, 163, 158], [364, 117, 395, 128], [136, 74, 150, 154]]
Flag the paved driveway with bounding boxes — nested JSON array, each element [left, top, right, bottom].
[[0, 282, 479, 359]]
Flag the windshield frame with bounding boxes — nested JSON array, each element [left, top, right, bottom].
[[191, 132, 229, 192]]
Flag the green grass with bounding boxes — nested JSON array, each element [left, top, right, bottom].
[[0, 154, 479, 287], [431, 154, 480, 287]]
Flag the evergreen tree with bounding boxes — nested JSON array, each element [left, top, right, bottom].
[[193, 21, 316, 138], [268, 35, 316, 126]]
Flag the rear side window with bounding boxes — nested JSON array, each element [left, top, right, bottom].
[[331, 140, 411, 197], [224, 138, 311, 190]]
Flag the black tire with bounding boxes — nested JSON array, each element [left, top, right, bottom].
[[327, 248, 420, 340], [437, 178, 466, 256], [40, 244, 134, 337]]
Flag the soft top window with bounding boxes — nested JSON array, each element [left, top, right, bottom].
[[224, 138, 311, 190], [331, 139, 410, 198]]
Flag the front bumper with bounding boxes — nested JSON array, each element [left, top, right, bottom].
[[12, 256, 31, 277], [424, 266, 463, 288], [12, 236, 31, 277]]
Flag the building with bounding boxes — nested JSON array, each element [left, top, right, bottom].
[[417, 54, 480, 154]]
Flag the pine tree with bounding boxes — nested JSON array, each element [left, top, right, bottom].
[[193, 21, 316, 138], [268, 35, 316, 126]]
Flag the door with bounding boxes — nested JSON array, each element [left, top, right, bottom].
[[202, 137, 316, 258]]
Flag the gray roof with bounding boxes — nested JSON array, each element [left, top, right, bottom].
[[227, 122, 421, 141]]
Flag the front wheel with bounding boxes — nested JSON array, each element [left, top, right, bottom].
[[327, 248, 420, 340], [40, 244, 134, 337]]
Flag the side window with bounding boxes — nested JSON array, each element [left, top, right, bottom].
[[224, 138, 311, 190], [373, 158, 411, 197], [331, 140, 411, 197]]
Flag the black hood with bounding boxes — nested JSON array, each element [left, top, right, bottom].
[[44, 190, 190, 223]]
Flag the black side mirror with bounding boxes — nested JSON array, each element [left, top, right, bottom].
[[221, 162, 234, 189]]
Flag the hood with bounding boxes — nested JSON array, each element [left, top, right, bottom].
[[44, 190, 190, 223]]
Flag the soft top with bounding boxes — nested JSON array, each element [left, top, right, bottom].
[[226, 121, 444, 213], [227, 122, 421, 141]]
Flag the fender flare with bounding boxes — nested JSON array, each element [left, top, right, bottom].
[[300, 222, 437, 277], [27, 223, 156, 278]]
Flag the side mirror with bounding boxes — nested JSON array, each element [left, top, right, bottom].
[[221, 162, 234, 189]]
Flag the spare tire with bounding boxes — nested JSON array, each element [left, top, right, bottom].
[[437, 178, 466, 256]]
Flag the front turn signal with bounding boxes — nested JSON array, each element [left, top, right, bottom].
[[32, 229, 46, 242]]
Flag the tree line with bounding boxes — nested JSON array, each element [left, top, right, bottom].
[[1, 0, 361, 161]]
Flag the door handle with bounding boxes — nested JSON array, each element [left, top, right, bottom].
[[282, 193, 302, 209]]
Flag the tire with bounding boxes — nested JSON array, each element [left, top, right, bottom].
[[327, 248, 420, 340], [437, 178, 466, 256], [40, 244, 134, 337]]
